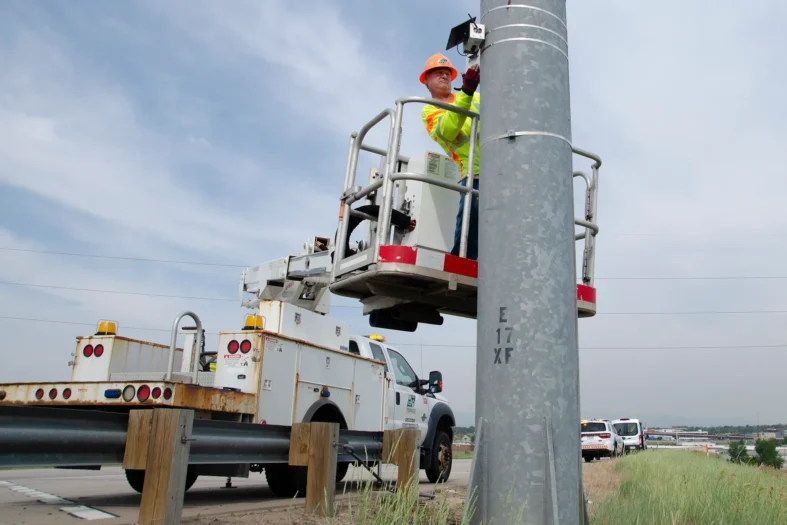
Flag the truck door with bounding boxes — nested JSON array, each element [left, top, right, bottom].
[[385, 347, 429, 444], [367, 342, 395, 431]]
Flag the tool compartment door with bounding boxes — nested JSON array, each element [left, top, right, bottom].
[[294, 345, 354, 425], [255, 336, 298, 426], [351, 358, 386, 432]]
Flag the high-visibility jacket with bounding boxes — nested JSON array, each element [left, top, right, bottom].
[[421, 91, 481, 179]]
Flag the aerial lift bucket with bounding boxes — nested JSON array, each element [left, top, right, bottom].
[[327, 95, 601, 332]]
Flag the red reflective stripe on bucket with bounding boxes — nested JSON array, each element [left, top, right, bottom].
[[378, 246, 417, 264], [379, 246, 596, 306], [443, 254, 478, 278], [577, 284, 596, 303]]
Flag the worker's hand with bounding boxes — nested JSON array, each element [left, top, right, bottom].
[[462, 64, 480, 96]]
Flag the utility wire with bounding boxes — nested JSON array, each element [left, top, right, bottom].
[[0, 315, 221, 335], [0, 247, 247, 268], [0, 281, 236, 302], [1, 315, 784, 352], [388, 342, 787, 350], [595, 276, 787, 281], [5, 246, 787, 281], [0, 281, 358, 307], [3, 281, 787, 315]]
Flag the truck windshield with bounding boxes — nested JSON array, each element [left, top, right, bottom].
[[387, 348, 418, 389], [614, 422, 639, 436]]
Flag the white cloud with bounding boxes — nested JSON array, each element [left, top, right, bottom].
[[3, 0, 787, 428]]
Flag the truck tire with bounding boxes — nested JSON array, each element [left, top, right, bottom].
[[265, 464, 302, 498], [125, 467, 198, 494], [425, 430, 452, 483], [266, 462, 346, 498]]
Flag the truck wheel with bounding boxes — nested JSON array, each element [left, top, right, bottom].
[[125, 467, 198, 494], [425, 430, 452, 483], [265, 464, 300, 498]]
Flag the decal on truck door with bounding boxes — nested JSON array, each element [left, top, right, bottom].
[[407, 395, 415, 408]]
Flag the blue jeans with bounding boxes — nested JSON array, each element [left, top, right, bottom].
[[450, 177, 479, 261]]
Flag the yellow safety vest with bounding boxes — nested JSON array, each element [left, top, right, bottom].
[[421, 91, 481, 179]]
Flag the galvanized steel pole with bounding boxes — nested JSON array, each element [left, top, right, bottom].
[[475, 1, 580, 524]]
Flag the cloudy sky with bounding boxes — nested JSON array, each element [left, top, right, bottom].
[[2, 0, 786, 428]]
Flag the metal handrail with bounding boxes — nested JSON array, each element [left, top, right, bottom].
[[333, 95, 602, 291], [572, 147, 602, 169], [573, 163, 600, 286], [165, 311, 204, 382], [332, 109, 396, 283], [376, 97, 480, 258]]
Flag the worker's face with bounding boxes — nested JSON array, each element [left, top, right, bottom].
[[426, 68, 452, 96]]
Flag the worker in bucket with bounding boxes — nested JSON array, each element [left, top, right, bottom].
[[420, 53, 481, 260]]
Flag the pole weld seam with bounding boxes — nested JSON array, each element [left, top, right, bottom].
[[481, 5, 568, 30]]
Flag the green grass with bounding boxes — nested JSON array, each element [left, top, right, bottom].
[[452, 450, 474, 460], [592, 450, 787, 524]]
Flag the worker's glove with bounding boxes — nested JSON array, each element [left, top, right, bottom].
[[462, 65, 480, 96]]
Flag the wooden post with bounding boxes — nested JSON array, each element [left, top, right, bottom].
[[123, 410, 153, 470], [382, 429, 397, 465], [383, 429, 419, 494], [395, 429, 418, 495], [137, 409, 194, 525], [289, 423, 311, 467], [288, 421, 339, 516]]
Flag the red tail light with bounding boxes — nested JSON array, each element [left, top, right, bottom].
[[35, 388, 44, 400], [163, 388, 172, 400], [227, 340, 239, 354], [240, 339, 252, 354], [137, 385, 151, 402], [83, 345, 94, 357], [600, 433, 611, 439], [48, 388, 58, 400], [152, 387, 162, 399], [63, 388, 72, 400], [94, 344, 104, 357]]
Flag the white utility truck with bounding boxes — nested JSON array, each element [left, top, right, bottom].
[[0, 239, 456, 498], [0, 83, 601, 498]]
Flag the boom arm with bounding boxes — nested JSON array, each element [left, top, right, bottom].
[[239, 237, 335, 314]]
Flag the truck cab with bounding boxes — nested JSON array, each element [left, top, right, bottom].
[[349, 334, 454, 483]]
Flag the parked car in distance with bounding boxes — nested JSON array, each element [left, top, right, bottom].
[[581, 419, 623, 462], [612, 417, 647, 453]]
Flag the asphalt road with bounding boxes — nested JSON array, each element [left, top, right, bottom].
[[0, 460, 472, 524]]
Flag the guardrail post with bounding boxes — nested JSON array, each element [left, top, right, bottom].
[[383, 429, 418, 496], [123, 409, 153, 470], [137, 408, 194, 525], [289, 422, 339, 516]]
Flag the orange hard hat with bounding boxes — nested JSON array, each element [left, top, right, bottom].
[[419, 53, 458, 85]]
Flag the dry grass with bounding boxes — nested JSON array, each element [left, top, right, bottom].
[[582, 459, 626, 519], [186, 459, 626, 524], [185, 484, 467, 525]]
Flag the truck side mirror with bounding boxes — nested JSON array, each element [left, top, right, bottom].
[[428, 371, 443, 394]]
